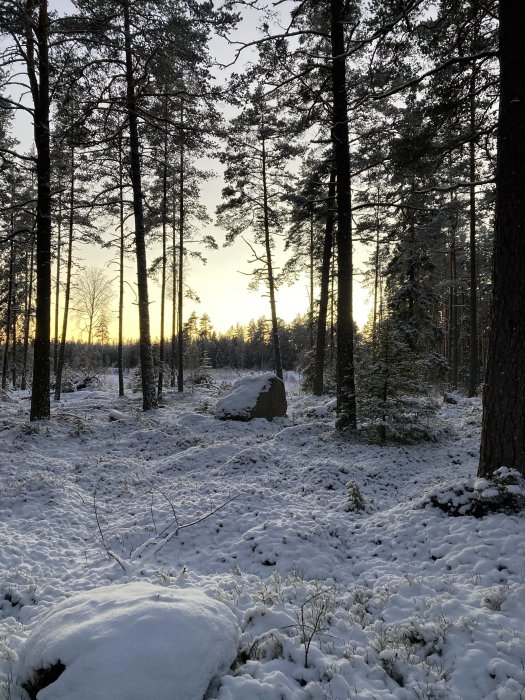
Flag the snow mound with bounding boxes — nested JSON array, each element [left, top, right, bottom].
[[18, 582, 240, 700], [215, 373, 286, 421]]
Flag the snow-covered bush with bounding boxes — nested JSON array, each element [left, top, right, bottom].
[[357, 318, 439, 443], [346, 480, 365, 511], [423, 468, 525, 517]]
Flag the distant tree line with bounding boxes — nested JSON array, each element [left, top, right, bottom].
[[1, 0, 524, 477], [20, 313, 314, 379]]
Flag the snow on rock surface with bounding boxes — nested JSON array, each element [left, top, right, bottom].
[[18, 582, 240, 700], [215, 373, 287, 421]]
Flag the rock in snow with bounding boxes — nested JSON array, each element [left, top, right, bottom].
[[18, 583, 240, 700], [215, 373, 287, 421]]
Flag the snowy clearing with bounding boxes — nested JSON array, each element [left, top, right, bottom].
[[0, 373, 524, 700]]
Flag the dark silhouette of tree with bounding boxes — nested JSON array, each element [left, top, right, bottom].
[[479, 0, 525, 478]]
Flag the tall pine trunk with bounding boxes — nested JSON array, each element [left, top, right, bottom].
[[309, 211, 314, 349], [2, 242, 14, 390], [479, 0, 525, 477], [170, 179, 177, 388], [468, 64, 479, 397], [157, 102, 169, 400], [313, 168, 336, 396], [28, 0, 52, 421], [177, 103, 185, 393], [54, 147, 75, 402], [21, 235, 34, 391], [123, 0, 157, 410], [330, 0, 356, 428], [261, 128, 283, 381], [53, 187, 62, 375], [118, 136, 125, 397]]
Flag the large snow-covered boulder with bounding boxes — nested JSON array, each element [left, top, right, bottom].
[[215, 373, 287, 421], [18, 583, 240, 700]]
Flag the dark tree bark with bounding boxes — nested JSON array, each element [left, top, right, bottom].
[[478, 0, 525, 478], [54, 147, 75, 402], [177, 103, 185, 393], [330, 0, 356, 428], [261, 128, 283, 381], [157, 102, 169, 400], [313, 168, 336, 396], [449, 201, 459, 390], [170, 180, 177, 388], [2, 241, 14, 390], [53, 186, 62, 376], [122, 0, 157, 410], [28, 0, 52, 421], [371, 188, 380, 346], [117, 136, 125, 398], [468, 64, 479, 397], [21, 235, 35, 391], [309, 210, 314, 349]]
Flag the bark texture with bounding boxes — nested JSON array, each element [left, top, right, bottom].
[[478, 0, 525, 477], [313, 168, 336, 396], [29, 0, 52, 421], [123, 0, 157, 410], [330, 0, 356, 428]]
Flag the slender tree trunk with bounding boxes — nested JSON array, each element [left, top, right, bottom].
[[372, 186, 381, 346], [479, 0, 525, 477], [309, 210, 314, 349], [123, 0, 157, 410], [53, 187, 62, 375], [380, 317, 390, 444], [177, 102, 185, 392], [468, 64, 479, 397], [11, 287, 17, 388], [28, 0, 52, 421], [158, 101, 168, 400], [21, 235, 35, 391], [118, 136, 125, 397], [2, 242, 14, 390], [330, 238, 335, 362], [313, 168, 336, 395], [171, 179, 177, 388], [55, 147, 75, 402], [261, 129, 283, 380], [450, 225, 458, 390], [331, 0, 356, 428]]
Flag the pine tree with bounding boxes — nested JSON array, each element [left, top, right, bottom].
[[218, 84, 298, 380], [479, 0, 525, 478]]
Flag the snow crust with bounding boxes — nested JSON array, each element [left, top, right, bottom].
[[19, 583, 239, 700], [215, 373, 277, 419], [0, 373, 524, 700]]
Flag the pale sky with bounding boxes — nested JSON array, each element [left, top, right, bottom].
[[12, 0, 374, 340]]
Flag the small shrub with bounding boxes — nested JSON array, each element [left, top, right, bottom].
[[425, 468, 525, 517], [346, 481, 365, 511]]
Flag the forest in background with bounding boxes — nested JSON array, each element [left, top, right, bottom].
[[2, 0, 524, 475]]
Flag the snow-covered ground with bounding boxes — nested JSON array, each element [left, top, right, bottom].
[[0, 373, 524, 699]]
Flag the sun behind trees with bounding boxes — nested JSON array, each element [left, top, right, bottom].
[[1, 0, 522, 480]]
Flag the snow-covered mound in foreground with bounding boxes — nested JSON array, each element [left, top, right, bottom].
[[18, 583, 239, 700], [215, 373, 287, 421]]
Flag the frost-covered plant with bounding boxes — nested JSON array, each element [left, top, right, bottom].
[[295, 587, 336, 668], [346, 481, 365, 511], [357, 318, 439, 443], [483, 584, 510, 611], [425, 468, 525, 517]]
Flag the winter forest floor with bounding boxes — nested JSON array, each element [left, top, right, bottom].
[[0, 372, 524, 700]]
